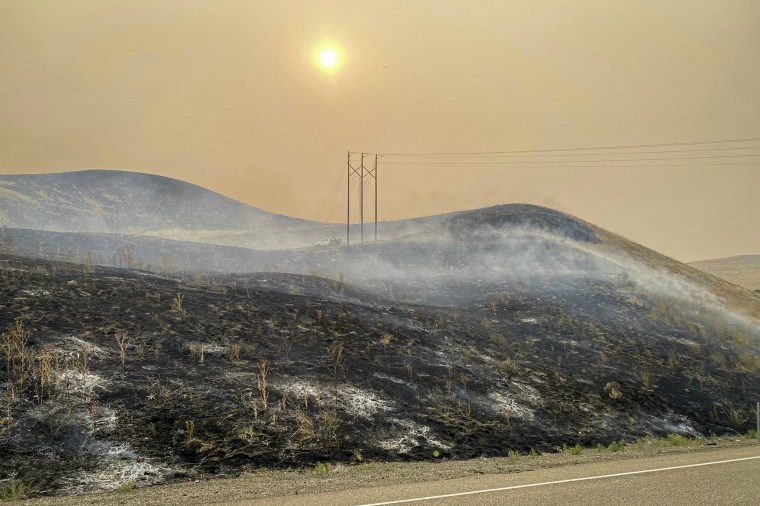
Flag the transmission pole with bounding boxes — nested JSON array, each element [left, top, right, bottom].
[[346, 151, 351, 246], [374, 154, 378, 242], [360, 152, 365, 244], [345, 151, 378, 246]]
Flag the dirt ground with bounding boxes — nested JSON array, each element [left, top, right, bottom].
[[20, 439, 758, 505]]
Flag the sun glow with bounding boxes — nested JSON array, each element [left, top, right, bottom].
[[313, 42, 343, 74], [320, 49, 338, 68]]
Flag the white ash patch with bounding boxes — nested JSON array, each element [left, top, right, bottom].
[[25, 404, 172, 493], [57, 369, 108, 398], [19, 289, 50, 296], [376, 418, 452, 453], [373, 372, 406, 385], [64, 335, 110, 359], [65, 442, 170, 494], [273, 378, 320, 400], [509, 380, 543, 404], [275, 379, 394, 419], [185, 341, 227, 354], [337, 384, 394, 419], [521, 318, 538, 324], [485, 391, 535, 421], [639, 413, 699, 437]]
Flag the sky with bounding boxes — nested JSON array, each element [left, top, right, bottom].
[[0, 0, 758, 262]]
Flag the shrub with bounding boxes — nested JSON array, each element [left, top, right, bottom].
[[667, 434, 689, 446], [608, 441, 622, 452], [746, 429, 757, 440], [508, 450, 520, 462], [0, 479, 35, 501], [570, 443, 582, 455], [604, 381, 622, 400], [115, 482, 134, 493], [314, 462, 331, 476], [596, 443, 605, 453]]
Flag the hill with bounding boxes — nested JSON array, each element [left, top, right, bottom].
[[689, 255, 760, 291], [1, 202, 759, 496], [0, 171, 618, 252], [0, 170, 319, 249]]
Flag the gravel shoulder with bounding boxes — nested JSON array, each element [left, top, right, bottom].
[[20, 439, 758, 505]]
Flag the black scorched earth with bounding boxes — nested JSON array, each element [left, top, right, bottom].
[[1, 204, 759, 495]]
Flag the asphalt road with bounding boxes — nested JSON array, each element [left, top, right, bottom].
[[238, 446, 760, 506]]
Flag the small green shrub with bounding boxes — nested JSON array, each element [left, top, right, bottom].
[[115, 482, 134, 493], [667, 434, 689, 446], [508, 450, 520, 462], [529, 448, 539, 458], [0, 479, 35, 501], [746, 429, 757, 440], [570, 443, 582, 455], [596, 443, 605, 453], [314, 462, 331, 476], [608, 441, 622, 452]]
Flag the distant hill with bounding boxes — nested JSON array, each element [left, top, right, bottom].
[[689, 255, 760, 291], [0, 170, 619, 251], [0, 170, 318, 248]]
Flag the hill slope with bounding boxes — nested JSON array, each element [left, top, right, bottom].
[[0, 170, 318, 248], [689, 255, 760, 291], [1, 203, 760, 495], [0, 252, 758, 495]]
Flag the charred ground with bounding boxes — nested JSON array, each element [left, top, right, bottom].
[[1, 245, 759, 495]]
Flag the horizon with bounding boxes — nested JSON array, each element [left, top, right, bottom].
[[0, 166, 756, 264]]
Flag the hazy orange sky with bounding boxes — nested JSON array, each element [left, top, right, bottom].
[[1, 0, 758, 262]]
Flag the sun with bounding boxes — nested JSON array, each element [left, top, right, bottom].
[[319, 49, 338, 68], [312, 42, 343, 74]]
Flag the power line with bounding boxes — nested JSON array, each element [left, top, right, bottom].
[[315, 167, 344, 221], [378, 160, 760, 169], [382, 145, 760, 159], [383, 154, 760, 165], [378, 137, 760, 156], [376, 162, 757, 169]]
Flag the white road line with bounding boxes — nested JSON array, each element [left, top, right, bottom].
[[356, 455, 760, 506]]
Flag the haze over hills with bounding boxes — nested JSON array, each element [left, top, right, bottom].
[[689, 255, 760, 291], [0, 170, 320, 249], [1, 170, 759, 495], [0, 170, 612, 252]]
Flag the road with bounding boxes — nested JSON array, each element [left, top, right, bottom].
[[237, 446, 759, 506]]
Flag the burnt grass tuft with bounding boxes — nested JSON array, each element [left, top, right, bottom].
[[0, 254, 758, 495]]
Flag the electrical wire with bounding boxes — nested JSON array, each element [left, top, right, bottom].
[[378, 137, 760, 157], [382, 154, 760, 165], [382, 145, 760, 159]]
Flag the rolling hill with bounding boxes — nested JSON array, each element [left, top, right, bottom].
[[689, 255, 760, 291], [0, 170, 320, 249]]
